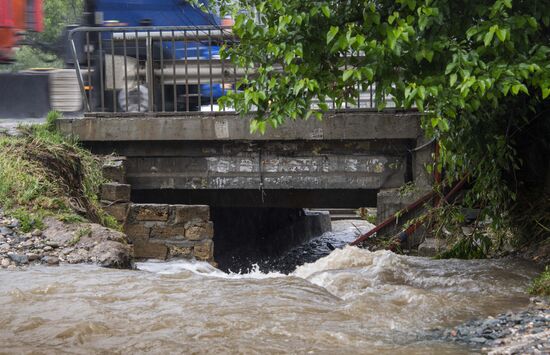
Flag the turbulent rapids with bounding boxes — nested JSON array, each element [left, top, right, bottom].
[[0, 221, 540, 354]]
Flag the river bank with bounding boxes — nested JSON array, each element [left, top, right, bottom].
[[441, 297, 549, 354], [0, 209, 131, 269], [0, 114, 133, 269]]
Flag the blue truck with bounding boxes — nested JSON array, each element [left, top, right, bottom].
[[71, 0, 231, 112]]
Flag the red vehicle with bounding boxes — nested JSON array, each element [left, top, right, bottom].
[[0, 0, 43, 63]]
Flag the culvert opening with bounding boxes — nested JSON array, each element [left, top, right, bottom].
[[130, 190, 373, 273], [211, 207, 333, 272]]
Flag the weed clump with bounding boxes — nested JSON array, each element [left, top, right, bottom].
[[0, 111, 117, 232], [529, 266, 550, 297]]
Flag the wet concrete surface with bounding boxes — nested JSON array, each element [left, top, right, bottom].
[[0, 118, 46, 135]]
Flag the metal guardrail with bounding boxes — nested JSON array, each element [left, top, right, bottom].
[[69, 25, 391, 114]]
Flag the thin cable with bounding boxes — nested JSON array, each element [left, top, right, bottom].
[[409, 137, 436, 152]]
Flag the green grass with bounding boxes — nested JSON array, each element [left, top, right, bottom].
[[529, 266, 550, 297], [0, 111, 119, 232]]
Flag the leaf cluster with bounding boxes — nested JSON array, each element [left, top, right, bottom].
[[213, 0, 550, 247]]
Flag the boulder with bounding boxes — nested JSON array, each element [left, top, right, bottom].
[[90, 241, 132, 268], [41, 218, 132, 268]]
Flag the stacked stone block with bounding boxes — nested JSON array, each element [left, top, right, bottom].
[[100, 155, 215, 263], [100, 157, 131, 224], [102, 156, 127, 183], [124, 204, 214, 262]]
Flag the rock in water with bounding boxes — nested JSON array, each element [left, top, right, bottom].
[[66, 249, 89, 264], [26, 253, 39, 261], [8, 253, 28, 265], [42, 256, 59, 266], [90, 241, 132, 268]]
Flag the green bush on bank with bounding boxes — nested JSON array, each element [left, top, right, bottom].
[[0, 111, 118, 232], [529, 266, 550, 297]]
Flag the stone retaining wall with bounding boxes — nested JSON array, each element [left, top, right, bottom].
[[100, 156, 215, 263], [124, 204, 214, 262], [101, 156, 131, 224]]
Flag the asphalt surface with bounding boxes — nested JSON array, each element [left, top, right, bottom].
[[0, 118, 46, 135]]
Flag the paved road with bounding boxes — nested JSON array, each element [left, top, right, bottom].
[[0, 118, 46, 135], [0, 113, 82, 135]]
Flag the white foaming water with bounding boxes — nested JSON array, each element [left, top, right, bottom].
[[292, 245, 392, 279], [136, 259, 286, 279], [137, 243, 539, 305], [135, 219, 375, 282], [135, 245, 376, 284]]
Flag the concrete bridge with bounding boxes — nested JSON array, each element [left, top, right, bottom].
[[60, 24, 434, 211], [57, 109, 433, 267], [57, 109, 431, 209]]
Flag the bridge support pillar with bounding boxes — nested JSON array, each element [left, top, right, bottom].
[[412, 136, 435, 189], [375, 135, 435, 247]]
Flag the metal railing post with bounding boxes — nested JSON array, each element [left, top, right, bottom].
[[98, 32, 105, 111], [221, 30, 226, 112], [69, 32, 91, 112], [172, 30, 177, 112], [159, 30, 165, 112], [110, 34, 117, 112], [184, 30, 188, 111], [196, 29, 201, 111], [146, 31, 154, 111], [85, 32, 92, 108], [135, 30, 140, 113], [123, 31, 129, 112], [208, 29, 213, 111]]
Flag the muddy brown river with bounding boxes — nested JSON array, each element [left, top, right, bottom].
[[0, 223, 540, 354]]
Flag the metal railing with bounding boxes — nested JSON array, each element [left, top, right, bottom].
[[69, 25, 392, 114]]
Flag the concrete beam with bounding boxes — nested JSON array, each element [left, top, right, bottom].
[[57, 109, 421, 141], [133, 189, 379, 208], [126, 154, 406, 190], [81, 140, 411, 191]]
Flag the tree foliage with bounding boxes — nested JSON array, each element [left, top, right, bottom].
[[1, 0, 83, 71], [34, 0, 83, 50], [216, 0, 550, 245]]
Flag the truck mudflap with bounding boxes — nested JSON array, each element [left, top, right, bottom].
[[0, 72, 51, 118]]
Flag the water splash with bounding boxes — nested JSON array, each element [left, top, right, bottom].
[[136, 259, 285, 279]]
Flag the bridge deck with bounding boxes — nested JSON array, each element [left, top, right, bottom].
[[57, 109, 428, 208], [58, 109, 421, 141]]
